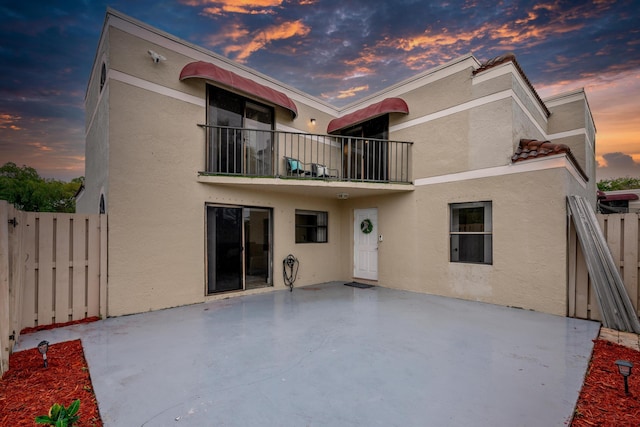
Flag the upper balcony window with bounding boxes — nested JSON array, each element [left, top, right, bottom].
[[207, 86, 274, 175]]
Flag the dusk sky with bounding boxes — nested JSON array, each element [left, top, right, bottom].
[[0, 0, 638, 182]]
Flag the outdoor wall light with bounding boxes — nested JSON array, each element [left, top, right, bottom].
[[337, 192, 349, 200], [310, 118, 316, 125], [37, 340, 49, 368], [615, 359, 633, 395]]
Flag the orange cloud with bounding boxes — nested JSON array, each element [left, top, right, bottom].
[[386, 26, 483, 53], [204, 22, 249, 46], [0, 113, 22, 130], [337, 85, 369, 99], [320, 85, 369, 102], [221, 20, 310, 61], [532, 2, 560, 13], [182, 0, 283, 15], [346, 0, 614, 73], [26, 141, 54, 152]]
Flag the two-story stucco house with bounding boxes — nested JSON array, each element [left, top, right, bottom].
[[77, 9, 596, 318]]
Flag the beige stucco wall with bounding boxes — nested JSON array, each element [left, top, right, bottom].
[[285, 164, 583, 317], [77, 31, 110, 214], [87, 10, 597, 318], [76, 97, 109, 214], [107, 27, 333, 132], [368, 167, 577, 316], [468, 98, 515, 170], [101, 17, 349, 316], [105, 78, 347, 316], [397, 110, 471, 178], [547, 97, 597, 205], [400, 70, 473, 118]]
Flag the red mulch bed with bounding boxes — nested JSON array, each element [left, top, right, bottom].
[[0, 339, 102, 427], [20, 316, 101, 335], [571, 339, 640, 426]]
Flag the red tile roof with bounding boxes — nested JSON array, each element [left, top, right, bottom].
[[473, 53, 550, 117], [512, 139, 570, 161], [512, 139, 588, 180]]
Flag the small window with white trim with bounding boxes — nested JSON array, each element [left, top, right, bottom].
[[100, 63, 106, 92], [450, 201, 492, 264], [295, 210, 328, 243]]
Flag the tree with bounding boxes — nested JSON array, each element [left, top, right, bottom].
[[0, 162, 83, 212], [597, 177, 640, 192]]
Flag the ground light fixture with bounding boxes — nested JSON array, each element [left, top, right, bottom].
[[615, 359, 633, 395], [37, 340, 49, 368]]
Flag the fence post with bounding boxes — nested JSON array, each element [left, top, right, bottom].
[[0, 201, 11, 374], [622, 213, 639, 316], [99, 214, 108, 318], [567, 216, 577, 317], [9, 206, 25, 353]]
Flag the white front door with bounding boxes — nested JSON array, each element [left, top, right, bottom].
[[354, 208, 378, 280]]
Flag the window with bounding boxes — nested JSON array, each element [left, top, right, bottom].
[[100, 63, 106, 92], [206, 86, 274, 175], [295, 210, 328, 243], [450, 202, 492, 264]]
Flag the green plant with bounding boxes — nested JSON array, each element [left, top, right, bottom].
[[597, 177, 640, 191], [35, 399, 80, 427]]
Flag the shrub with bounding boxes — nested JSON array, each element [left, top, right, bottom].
[[35, 399, 81, 427]]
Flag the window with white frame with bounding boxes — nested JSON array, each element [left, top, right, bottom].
[[450, 201, 492, 264], [295, 210, 328, 243]]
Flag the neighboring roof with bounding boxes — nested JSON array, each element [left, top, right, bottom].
[[473, 53, 550, 117], [512, 139, 587, 180], [180, 61, 298, 118], [327, 98, 409, 134]]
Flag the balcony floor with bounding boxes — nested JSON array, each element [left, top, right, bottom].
[[198, 174, 414, 199]]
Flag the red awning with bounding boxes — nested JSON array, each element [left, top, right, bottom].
[[327, 98, 409, 134], [180, 61, 298, 118], [600, 193, 639, 202]]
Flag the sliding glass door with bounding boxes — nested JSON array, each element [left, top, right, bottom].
[[207, 206, 243, 293], [207, 86, 274, 175], [341, 115, 389, 181], [206, 205, 272, 294]]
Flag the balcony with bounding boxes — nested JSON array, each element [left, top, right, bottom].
[[198, 125, 412, 186]]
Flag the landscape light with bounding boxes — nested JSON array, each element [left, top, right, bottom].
[[37, 340, 49, 368], [615, 359, 633, 395]]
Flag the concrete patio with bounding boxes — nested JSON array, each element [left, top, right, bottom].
[[15, 282, 601, 427]]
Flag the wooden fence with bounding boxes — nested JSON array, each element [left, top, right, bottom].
[[569, 212, 640, 322], [0, 201, 107, 375]]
